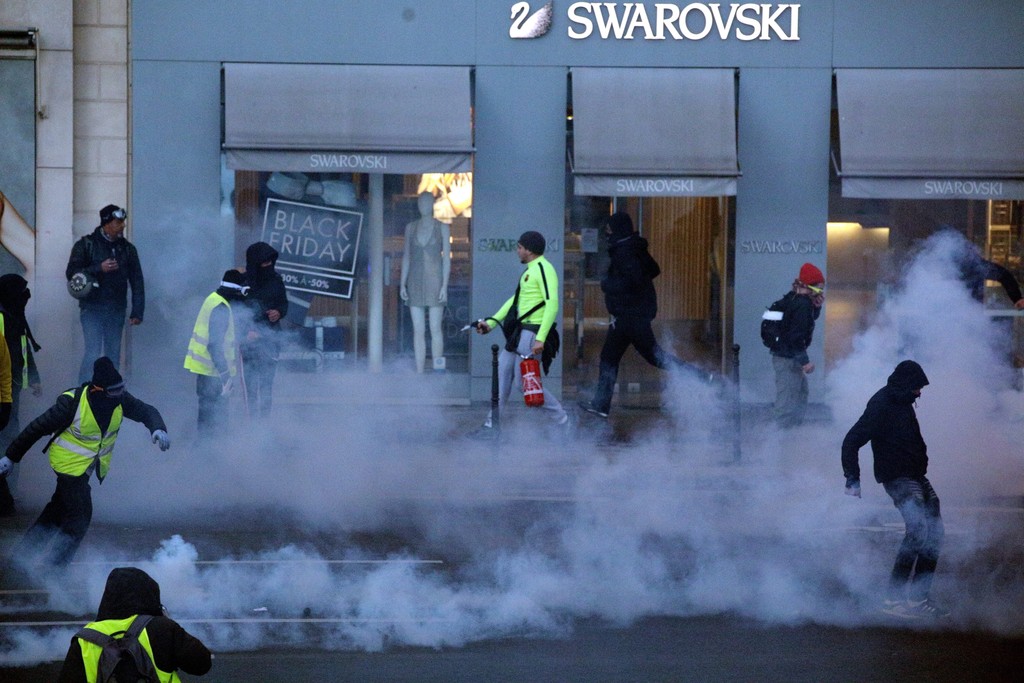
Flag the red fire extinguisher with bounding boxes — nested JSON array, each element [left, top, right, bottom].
[[520, 355, 545, 407]]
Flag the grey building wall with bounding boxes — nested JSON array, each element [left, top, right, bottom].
[[471, 66, 567, 399], [127, 0, 1024, 400]]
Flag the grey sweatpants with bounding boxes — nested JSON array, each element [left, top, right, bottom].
[[772, 354, 808, 428], [487, 329, 567, 425]]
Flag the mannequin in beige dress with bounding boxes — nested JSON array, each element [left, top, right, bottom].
[[0, 192, 35, 279], [400, 192, 451, 372]]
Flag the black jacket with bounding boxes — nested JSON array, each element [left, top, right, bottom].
[[0, 274, 40, 389], [5, 386, 166, 465], [960, 256, 1023, 304], [0, 309, 39, 389], [771, 291, 820, 366], [66, 227, 145, 320], [601, 234, 660, 320], [243, 242, 288, 339], [841, 360, 930, 485], [58, 567, 212, 682]]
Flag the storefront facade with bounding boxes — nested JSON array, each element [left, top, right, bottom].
[[5, 1, 1023, 404]]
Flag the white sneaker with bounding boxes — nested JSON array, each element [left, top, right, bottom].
[[881, 598, 950, 619]]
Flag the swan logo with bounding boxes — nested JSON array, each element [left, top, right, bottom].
[[510, 1, 554, 38]]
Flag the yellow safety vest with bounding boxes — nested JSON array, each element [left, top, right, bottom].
[[0, 312, 28, 388], [48, 389, 122, 481], [78, 615, 180, 683], [183, 292, 236, 377]]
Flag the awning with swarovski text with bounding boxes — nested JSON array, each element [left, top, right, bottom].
[[570, 67, 739, 197], [223, 63, 473, 175], [835, 69, 1024, 200]]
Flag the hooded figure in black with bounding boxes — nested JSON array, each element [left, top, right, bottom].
[[579, 212, 708, 418], [242, 242, 288, 417], [185, 270, 249, 436], [0, 274, 40, 515], [841, 360, 948, 617], [1, 357, 169, 568], [59, 567, 212, 682]]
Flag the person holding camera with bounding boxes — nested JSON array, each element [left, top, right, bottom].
[[66, 204, 145, 383]]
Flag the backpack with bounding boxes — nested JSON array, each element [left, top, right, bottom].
[[74, 614, 160, 683], [760, 293, 793, 351]]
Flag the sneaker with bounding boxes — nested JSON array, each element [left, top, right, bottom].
[[558, 413, 574, 436], [578, 401, 608, 418], [881, 598, 950, 619], [467, 424, 497, 441]]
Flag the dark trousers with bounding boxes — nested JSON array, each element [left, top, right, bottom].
[[18, 473, 93, 567], [242, 347, 277, 418], [196, 374, 227, 435], [0, 385, 23, 512], [883, 476, 944, 602], [79, 306, 125, 383], [591, 315, 702, 414]]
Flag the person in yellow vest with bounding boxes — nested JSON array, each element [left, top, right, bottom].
[[0, 356, 168, 568], [184, 269, 247, 436], [0, 273, 41, 516], [59, 566, 212, 682]]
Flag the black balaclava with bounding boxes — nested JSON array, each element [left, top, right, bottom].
[[245, 242, 279, 285], [217, 269, 249, 302], [606, 212, 635, 241], [89, 357, 124, 433], [95, 567, 163, 621], [886, 360, 929, 405]]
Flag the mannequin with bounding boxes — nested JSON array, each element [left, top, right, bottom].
[[400, 192, 451, 372], [0, 191, 35, 279]]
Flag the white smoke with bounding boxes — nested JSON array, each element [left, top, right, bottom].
[[2, 230, 1024, 667]]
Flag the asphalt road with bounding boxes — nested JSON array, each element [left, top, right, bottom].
[[1, 399, 1023, 682], [4, 614, 1023, 682]]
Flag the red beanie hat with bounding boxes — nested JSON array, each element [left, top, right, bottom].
[[799, 263, 824, 286]]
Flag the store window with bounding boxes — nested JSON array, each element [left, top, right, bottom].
[[222, 165, 473, 373], [221, 63, 474, 379], [565, 68, 739, 405], [827, 69, 1024, 371], [0, 31, 38, 278]]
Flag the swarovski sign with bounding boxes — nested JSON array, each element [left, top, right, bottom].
[[509, 2, 801, 41], [568, 2, 800, 40]]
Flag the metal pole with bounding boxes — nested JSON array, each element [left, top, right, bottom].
[[368, 173, 384, 372], [491, 344, 500, 437], [731, 343, 741, 463]]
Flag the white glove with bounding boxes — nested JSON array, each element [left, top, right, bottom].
[[0, 456, 12, 478], [152, 430, 171, 451], [221, 375, 235, 397]]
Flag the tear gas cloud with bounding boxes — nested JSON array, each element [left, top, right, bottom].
[[2, 230, 1023, 665]]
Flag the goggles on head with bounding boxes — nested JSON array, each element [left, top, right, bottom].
[[220, 281, 250, 296], [97, 381, 125, 398], [111, 208, 126, 220]]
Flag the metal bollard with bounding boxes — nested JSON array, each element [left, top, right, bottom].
[[731, 344, 741, 463], [491, 344, 500, 436]]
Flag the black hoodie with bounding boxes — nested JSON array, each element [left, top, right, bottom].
[[0, 274, 40, 388], [244, 241, 288, 333], [601, 233, 661, 320], [841, 360, 930, 484], [58, 567, 212, 681]]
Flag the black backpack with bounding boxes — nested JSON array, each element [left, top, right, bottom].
[[74, 614, 160, 682], [760, 293, 793, 351]]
